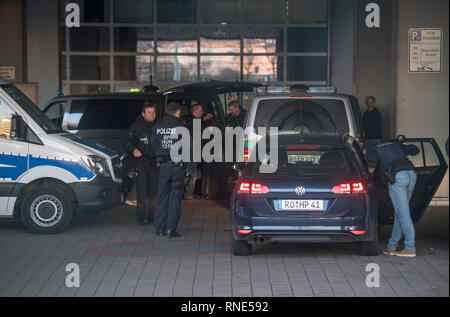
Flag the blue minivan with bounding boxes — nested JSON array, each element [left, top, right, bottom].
[[230, 134, 447, 256]]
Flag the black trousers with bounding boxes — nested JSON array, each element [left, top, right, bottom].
[[135, 160, 158, 222], [154, 162, 185, 231]]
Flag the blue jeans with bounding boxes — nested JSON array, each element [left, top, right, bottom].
[[387, 170, 417, 251]]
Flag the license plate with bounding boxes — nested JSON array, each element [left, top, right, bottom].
[[278, 200, 324, 211]]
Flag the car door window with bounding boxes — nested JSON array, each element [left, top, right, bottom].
[[423, 142, 441, 167], [0, 97, 15, 140], [405, 141, 425, 168], [405, 141, 442, 168], [44, 101, 68, 128]]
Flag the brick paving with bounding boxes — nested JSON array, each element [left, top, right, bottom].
[[0, 201, 448, 297]]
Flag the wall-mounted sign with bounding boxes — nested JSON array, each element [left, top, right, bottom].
[[409, 28, 442, 73], [0, 67, 16, 80]]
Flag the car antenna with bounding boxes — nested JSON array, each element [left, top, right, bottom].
[[142, 63, 160, 92]]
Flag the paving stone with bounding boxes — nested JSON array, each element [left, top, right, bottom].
[[0, 204, 447, 297]]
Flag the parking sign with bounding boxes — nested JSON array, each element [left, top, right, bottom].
[[409, 28, 442, 73]]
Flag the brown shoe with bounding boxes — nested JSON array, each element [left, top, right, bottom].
[[395, 250, 416, 257], [382, 248, 397, 256]]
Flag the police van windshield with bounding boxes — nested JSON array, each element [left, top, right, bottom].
[[1, 85, 63, 134]]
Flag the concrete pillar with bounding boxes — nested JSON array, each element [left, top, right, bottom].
[[330, 0, 356, 95], [26, 0, 59, 106], [0, 0, 24, 83], [396, 0, 449, 198]]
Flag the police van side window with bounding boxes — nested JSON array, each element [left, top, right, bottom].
[[67, 99, 147, 130], [0, 97, 15, 140]]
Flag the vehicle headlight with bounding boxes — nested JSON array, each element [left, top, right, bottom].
[[81, 155, 110, 177]]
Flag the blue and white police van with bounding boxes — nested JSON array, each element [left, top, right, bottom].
[[0, 79, 121, 233]]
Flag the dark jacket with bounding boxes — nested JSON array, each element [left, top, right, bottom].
[[225, 109, 247, 128], [363, 107, 382, 140], [124, 115, 156, 164], [366, 140, 420, 180], [184, 114, 214, 135], [151, 115, 186, 160]]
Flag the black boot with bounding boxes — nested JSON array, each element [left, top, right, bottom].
[[167, 229, 182, 238]]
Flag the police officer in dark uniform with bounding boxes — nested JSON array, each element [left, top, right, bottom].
[[124, 101, 158, 225], [151, 101, 186, 238], [366, 136, 420, 257]]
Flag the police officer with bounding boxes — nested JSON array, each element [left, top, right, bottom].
[[366, 136, 420, 257], [151, 101, 186, 238], [124, 101, 158, 225]]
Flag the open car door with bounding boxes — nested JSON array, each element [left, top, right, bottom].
[[378, 138, 448, 224]]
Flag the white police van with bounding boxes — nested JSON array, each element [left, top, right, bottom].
[[0, 79, 121, 233], [243, 86, 365, 162]]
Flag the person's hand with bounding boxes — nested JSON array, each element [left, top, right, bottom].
[[203, 113, 213, 121], [133, 149, 143, 158], [368, 167, 375, 175]]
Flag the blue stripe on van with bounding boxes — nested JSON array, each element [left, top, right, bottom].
[[0, 154, 27, 181], [0, 153, 96, 181]]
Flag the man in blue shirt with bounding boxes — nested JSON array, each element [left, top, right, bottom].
[[366, 137, 420, 257]]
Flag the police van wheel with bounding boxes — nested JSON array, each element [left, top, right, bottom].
[[20, 186, 74, 234], [232, 236, 252, 256]]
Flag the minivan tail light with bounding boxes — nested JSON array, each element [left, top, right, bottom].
[[352, 182, 365, 193], [332, 182, 365, 194], [239, 182, 251, 193], [251, 183, 270, 194], [331, 183, 352, 194], [238, 182, 270, 194]]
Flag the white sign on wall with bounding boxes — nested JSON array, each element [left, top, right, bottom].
[[0, 67, 16, 80], [409, 28, 442, 73]]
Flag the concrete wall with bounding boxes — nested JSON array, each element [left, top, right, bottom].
[[0, 0, 24, 83], [330, 0, 356, 95], [395, 0, 449, 197], [26, 0, 59, 106]]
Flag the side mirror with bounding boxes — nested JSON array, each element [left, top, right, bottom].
[[10, 115, 27, 141]]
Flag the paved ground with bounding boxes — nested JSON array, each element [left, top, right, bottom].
[[0, 201, 448, 297]]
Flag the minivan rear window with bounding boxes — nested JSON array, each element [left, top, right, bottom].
[[249, 147, 354, 176], [254, 98, 349, 134], [67, 98, 153, 130]]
